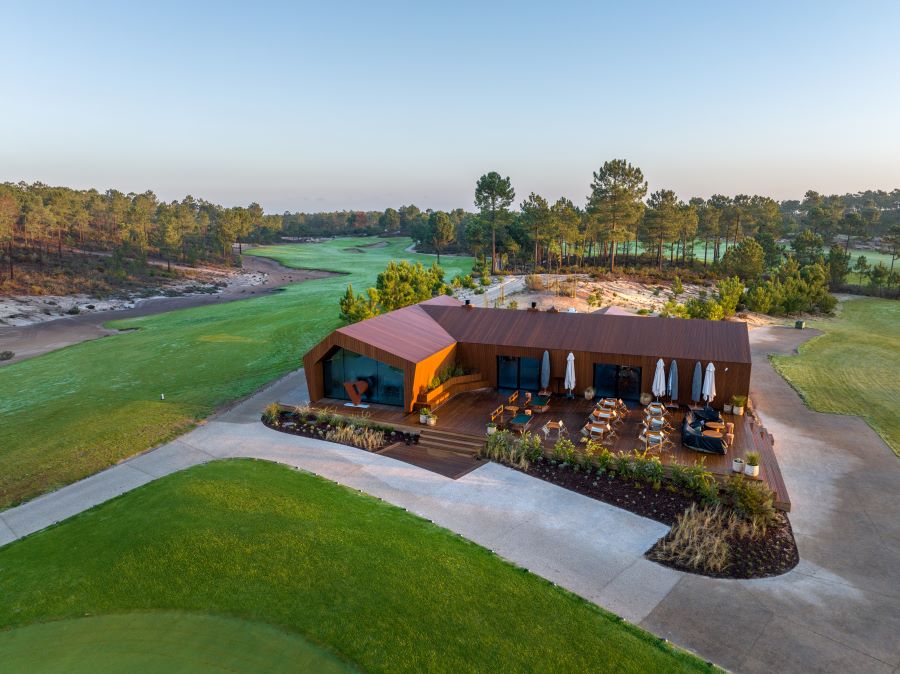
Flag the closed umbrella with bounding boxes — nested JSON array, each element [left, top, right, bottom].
[[691, 361, 702, 403], [564, 352, 576, 398], [540, 350, 550, 392], [652, 358, 666, 399], [668, 360, 679, 402], [702, 362, 716, 403]]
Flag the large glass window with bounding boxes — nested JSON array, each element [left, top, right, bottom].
[[322, 348, 405, 406], [497, 355, 541, 392], [592, 362, 642, 401]]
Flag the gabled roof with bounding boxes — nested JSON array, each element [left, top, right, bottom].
[[334, 295, 459, 363], [421, 304, 751, 364]]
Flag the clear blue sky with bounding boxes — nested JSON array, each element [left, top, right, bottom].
[[2, 1, 899, 212]]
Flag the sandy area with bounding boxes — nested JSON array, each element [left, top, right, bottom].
[[0, 264, 273, 328], [501, 274, 777, 327], [0, 256, 337, 365]]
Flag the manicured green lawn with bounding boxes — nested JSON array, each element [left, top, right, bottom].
[[0, 460, 712, 673], [772, 298, 900, 456], [0, 238, 472, 509], [0, 612, 355, 673]]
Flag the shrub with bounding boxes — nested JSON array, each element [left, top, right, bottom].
[[66, 305, 81, 315], [722, 475, 777, 531], [480, 274, 492, 287], [552, 437, 576, 464], [668, 458, 720, 505], [0, 350, 13, 361], [524, 274, 544, 291], [507, 300, 518, 310], [519, 432, 545, 463], [262, 403, 281, 426], [672, 276, 684, 295]]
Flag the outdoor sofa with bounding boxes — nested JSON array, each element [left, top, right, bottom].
[[681, 410, 726, 454]]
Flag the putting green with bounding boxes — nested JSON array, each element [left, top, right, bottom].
[[0, 612, 356, 673]]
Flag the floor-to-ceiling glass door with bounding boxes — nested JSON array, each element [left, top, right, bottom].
[[497, 356, 542, 391], [592, 363, 643, 402]]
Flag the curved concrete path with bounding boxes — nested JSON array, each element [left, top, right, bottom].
[[1, 326, 898, 673]]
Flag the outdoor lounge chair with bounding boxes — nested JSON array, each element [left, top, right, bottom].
[[529, 393, 551, 413], [694, 406, 723, 424], [681, 410, 726, 454], [541, 419, 566, 439], [508, 412, 532, 433]]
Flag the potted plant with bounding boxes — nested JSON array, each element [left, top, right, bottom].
[[731, 395, 747, 416], [426, 413, 437, 427], [723, 401, 733, 414], [744, 451, 760, 477], [486, 421, 498, 435], [419, 407, 431, 424], [583, 385, 596, 400], [732, 457, 745, 473]]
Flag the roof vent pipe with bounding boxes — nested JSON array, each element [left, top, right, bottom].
[[465, 299, 471, 306], [531, 301, 537, 309]]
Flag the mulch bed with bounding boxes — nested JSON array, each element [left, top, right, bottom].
[[523, 458, 695, 525], [262, 411, 419, 451], [514, 457, 799, 579], [647, 513, 799, 579]]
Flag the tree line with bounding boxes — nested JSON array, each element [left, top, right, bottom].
[[0, 182, 283, 279]]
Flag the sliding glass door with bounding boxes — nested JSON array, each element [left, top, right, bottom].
[[497, 355, 542, 392]]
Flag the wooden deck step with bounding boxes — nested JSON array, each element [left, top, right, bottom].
[[417, 428, 484, 456]]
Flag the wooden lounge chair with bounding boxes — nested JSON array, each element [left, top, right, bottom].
[[489, 404, 504, 426], [529, 393, 551, 413], [508, 412, 532, 433], [541, 419, 566, 439]]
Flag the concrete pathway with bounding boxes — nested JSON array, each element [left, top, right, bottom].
[[1, 326, 898, 673]]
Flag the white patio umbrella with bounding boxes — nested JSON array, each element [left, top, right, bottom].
[[652, 358, 666, 399], [564, 352, 576, 397], [540, 350, 551, 392], [668, 359, 679, 402], [702, 362, 716, 403]]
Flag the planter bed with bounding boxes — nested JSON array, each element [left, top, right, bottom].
[[262, 409, 419, 451], [500, 457, 798, 580], [646, 512, 798, 579]]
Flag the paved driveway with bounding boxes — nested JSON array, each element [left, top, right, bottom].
[[1, 326, 898, 673]]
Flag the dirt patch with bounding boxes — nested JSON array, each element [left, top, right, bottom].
[[356, 241, 388, 249]]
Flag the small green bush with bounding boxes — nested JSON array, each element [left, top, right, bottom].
[[0, 350, 13, 361], [262, 403, 281, 426], [552, 437, 576, 464], [722, 475, 777, 530]]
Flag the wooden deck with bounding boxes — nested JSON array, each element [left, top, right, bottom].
[[313, 390, 791, 511]]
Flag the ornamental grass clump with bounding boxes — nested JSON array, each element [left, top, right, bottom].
[[649, 504, 731, 573], [722, 474, 777, 532]]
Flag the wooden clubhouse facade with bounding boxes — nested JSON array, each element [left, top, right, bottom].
[[303, 296, 752, 413]]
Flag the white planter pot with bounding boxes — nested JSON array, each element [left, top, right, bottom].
[[723, 404, 732, 414], [744, 463, 760, 477], [486, 425, 497, 435], [733, 406, 745, 416], [732, 459, 745, 473], [426, 416, 437, 427], [584, 389, 595, 400], [419, 413, 429, 424]]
